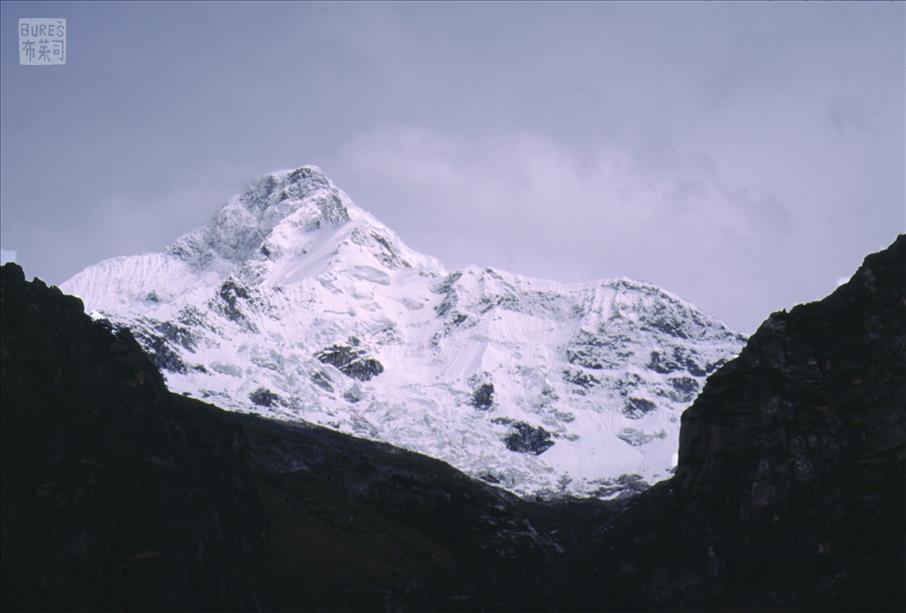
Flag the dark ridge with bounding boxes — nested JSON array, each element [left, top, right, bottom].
[[0, 263, 564, 612], [572, 234, 906, 611], [2, 233, 904, 612]]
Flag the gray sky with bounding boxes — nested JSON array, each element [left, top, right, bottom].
[[1, 1, 903, 333]]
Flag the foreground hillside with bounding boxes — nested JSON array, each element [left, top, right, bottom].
[[573, 234, 906, 610], [2, 234, 904, 611], [1, 262, 567, 611]]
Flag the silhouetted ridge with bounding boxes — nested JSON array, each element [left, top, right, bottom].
[[0, 264, 268, 611], [574, 235, 906, 610], [0, 262, 563, 612], [2, 234, 904, 612]]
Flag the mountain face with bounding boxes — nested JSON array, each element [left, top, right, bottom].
[[3, 237, 904, 612], [62, 166, 745, 498]]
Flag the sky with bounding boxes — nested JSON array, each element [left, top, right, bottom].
[[1, 1, 903, 333]]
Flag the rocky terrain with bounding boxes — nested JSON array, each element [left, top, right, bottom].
[[2, 234, 904, 611], [61, 166, 746, 499], [571, 233, 906, 611]]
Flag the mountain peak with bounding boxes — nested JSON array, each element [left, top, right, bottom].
[[61, 166, 744, 498], [165, 165, 356, 270], [241, 165, 349, 224]]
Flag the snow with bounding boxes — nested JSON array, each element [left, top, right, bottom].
[[61, 165, 746, 499]]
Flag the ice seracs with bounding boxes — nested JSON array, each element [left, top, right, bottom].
[[63, 165, 746, 499]]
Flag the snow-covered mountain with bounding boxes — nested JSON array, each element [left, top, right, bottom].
[[62, 166, 746, 499]]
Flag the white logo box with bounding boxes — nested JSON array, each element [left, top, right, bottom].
[[19, 18, 66, 66]]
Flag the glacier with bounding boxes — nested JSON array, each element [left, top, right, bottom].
[[62, 165, 746, 499]]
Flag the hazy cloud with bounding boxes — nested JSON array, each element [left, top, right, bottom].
[[0, 1, 902, 333], [332, 123, 797, 331]]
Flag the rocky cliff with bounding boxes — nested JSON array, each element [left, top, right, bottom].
[[574, 234, 906, 610]]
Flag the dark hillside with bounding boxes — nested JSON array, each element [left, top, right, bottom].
[[2, 234, 904, 612]]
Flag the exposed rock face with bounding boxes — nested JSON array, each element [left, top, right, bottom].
[[623, 396, 657, 419], [574, 235, 906, 611], [471, 382, 495, 410], [249, 386, 281, 407], [315, 342, 384, 381], [503, 421, 555, 455]]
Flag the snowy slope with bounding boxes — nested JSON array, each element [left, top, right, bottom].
[[63, 165, 746, 499]]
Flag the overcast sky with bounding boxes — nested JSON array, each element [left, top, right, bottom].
[[1, 1, 903, 332]]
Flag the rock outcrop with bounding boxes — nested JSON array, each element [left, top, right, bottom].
[[571, 235, 906, 611]]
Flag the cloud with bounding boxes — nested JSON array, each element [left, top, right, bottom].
[[331, 123, 792, 332], [0, 249, 16, 264], [89, 184, 225, 257], [41, 161, 260, 285]]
